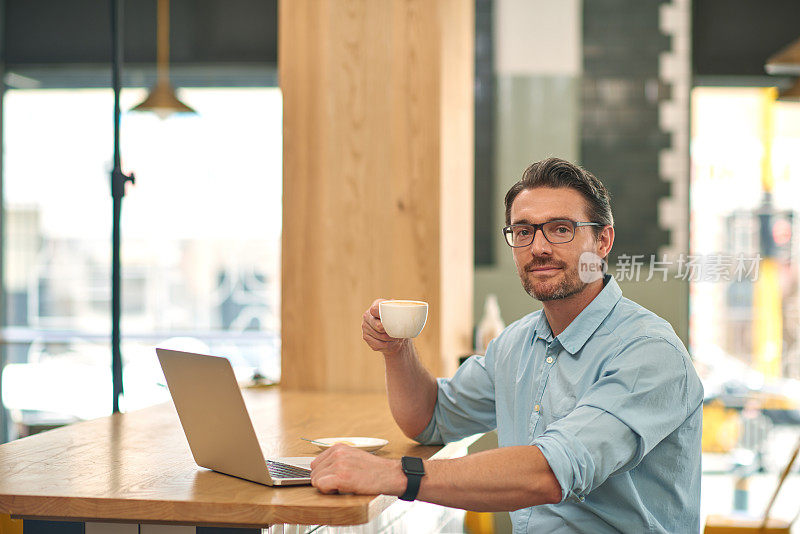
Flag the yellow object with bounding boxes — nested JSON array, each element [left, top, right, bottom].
[[0, 514, 23, 534], [753, 258, 783, 379], [702, 400, 740, 453], [464, 510, 495, 534], [704, 515, 789, 533], [760, 392, 798, 411], [753, 87, 783, 380], [760, 87, 777, 193]]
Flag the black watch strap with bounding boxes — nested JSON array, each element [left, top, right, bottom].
[[399, 456, 425, 501]]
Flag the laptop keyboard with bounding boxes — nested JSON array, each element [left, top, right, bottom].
[[267, 460, 312, 479]]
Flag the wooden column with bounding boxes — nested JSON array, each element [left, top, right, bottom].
[[280, 0, 474, 391]]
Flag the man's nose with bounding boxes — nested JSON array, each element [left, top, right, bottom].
[[529, 228, 552, 255]]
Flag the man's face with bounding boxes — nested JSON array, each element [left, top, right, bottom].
[[509, 187, 611, 302]]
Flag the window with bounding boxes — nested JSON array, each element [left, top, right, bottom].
[[2, 87, 282, 429], [690, 87, 800, 381]]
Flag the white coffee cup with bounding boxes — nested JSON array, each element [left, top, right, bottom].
[[379, 300, 428, 339]]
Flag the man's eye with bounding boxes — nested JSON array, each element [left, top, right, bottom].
[[517, 229, 531, 236], [554, 225, 570, 233]]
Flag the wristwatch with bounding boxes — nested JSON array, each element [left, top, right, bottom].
[[399, 456, 426, 501]]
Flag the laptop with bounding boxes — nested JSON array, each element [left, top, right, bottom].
[[156, 348, 313, 486]]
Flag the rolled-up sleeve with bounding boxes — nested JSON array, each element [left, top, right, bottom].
[[414, 340, 498, 445], [532, 336, 703, 502]]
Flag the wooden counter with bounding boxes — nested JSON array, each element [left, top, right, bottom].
[[0, 388, 466, 528]]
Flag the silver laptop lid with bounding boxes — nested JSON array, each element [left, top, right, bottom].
[[156, 348, 273, 485]]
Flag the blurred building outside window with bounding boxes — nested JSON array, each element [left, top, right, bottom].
[[690, 87, 800, 481], [1, 87, 282, 438]]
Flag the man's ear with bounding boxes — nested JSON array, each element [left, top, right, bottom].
[[599, 226, 614, 260]]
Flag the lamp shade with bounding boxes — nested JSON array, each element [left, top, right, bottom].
[[766, 36, 800, 75], [131, 80, 195, 119]]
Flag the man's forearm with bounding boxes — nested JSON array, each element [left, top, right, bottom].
[[418, 446, 561, 511], [380, 445, 561, 511], [383, 340, 438, 439]]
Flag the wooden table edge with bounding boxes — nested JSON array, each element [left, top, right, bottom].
[[0, 493, 394, 528]]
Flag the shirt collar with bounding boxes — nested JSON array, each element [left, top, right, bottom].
[[532, 309, 553, 343], [557, 274, 622, 355]]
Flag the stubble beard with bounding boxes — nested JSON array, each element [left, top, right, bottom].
[[520, 259, 588, 302]]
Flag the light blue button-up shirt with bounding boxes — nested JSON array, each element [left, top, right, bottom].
[[415, 276, 704, 533]]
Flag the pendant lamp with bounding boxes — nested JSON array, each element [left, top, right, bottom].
[[131, 0, 195, 119]]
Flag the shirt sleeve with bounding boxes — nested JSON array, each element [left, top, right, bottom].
[[532, 336, 703, 502], [413, 339, 498, 445]]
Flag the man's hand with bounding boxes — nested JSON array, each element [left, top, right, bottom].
[[310, 444, 406, 496], [362, 299, 407, 357]]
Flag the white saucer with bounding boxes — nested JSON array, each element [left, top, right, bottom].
[[312, 437, 389, 453]]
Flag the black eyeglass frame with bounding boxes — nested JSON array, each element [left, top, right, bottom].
[[502, 219, 604, 247]]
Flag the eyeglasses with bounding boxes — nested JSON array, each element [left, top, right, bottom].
[[502, 219, 603, 247]]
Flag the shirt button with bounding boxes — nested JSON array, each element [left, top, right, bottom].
[[534, 404, 540, 412], [546, 356, 554, 364]]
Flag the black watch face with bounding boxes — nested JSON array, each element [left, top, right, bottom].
[[402, 456, 425, 475]]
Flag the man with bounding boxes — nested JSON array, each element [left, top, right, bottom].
[[310, 158, 704, 533]]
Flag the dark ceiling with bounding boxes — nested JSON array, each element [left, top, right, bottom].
[[3, 0, 798, 80], [2, 0, 277, 67], [693, 0, 800, 77]]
